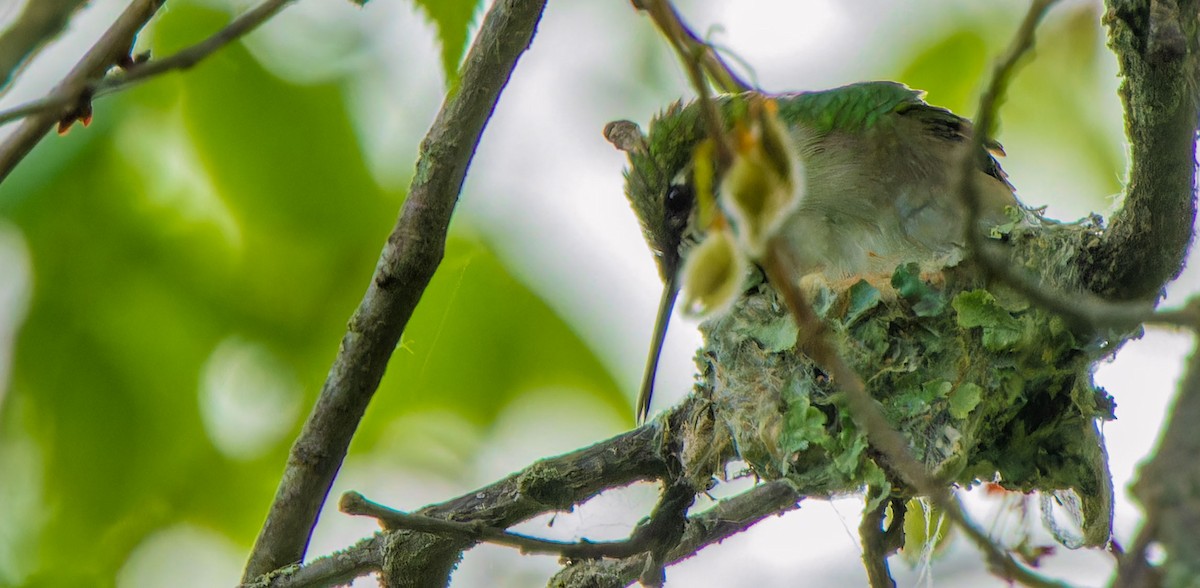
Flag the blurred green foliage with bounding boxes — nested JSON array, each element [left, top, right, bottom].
[[890, 2, 1124, 206], [0, 2, 616, 585]]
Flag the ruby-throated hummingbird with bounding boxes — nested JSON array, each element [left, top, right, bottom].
[[606, 81, 1020, 423], [606, 82, 1115, 549]]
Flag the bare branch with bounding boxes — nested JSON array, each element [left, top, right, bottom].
[[241, 0, 548, 579], [0, 0, 164, 183], [0, 0, 88, 92], [860, 489, 901, 588], [633, 0, 751, 94], [242, 540, 383, 588], [1120, 340, 1200, 584], [0, 0, 300, 134], [92, 0, 297, 98]]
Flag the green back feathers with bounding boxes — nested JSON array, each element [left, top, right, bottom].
[[632, 82, 930, 205], [773, 81, 1008, 185], [775, 81, 926, 135]]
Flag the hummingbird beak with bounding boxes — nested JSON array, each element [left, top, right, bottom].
[[636, 271, 679, 424]]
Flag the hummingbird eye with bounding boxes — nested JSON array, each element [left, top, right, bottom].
[[664, 184, 694, 223]]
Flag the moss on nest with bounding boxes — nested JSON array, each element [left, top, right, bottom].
[[681, 210, 1120, 547]]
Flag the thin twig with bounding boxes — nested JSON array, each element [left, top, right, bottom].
[[0, 0, 298, 131], [971, 248, 1199, 333], [241, 2, 548, 578], [342, 491, 646, 558], [0, 0, 88, 93], [0, 93, 72, 128], [634, 0, 751, 94], [960, 0, 1056, 224], [548, 480, 803, 587], [642, 0, 736, 166], [0, 0, 164, 184], [94, 0, 296, 96], [340, 481, 694, 564]]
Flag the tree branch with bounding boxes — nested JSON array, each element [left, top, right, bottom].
[[341, 491, 617, 557], [860, 489, 901, 588], [1085, 0, 1200, 300], [240, 0, 548, 580], [251, 475, 799, 588], [1121, 341, 1200, 584], [0, 0, 88, 92], [0, 0, 164, 184]]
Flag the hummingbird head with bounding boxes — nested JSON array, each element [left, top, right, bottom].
[[607, 95, 801, 422], [604, 103, 711, 284], [605, 102, 717, 423]]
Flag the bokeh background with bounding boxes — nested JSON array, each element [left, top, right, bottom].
[[0, 0, 1196, 585]]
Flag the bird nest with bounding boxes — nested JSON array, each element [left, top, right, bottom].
[[676, 208, 1120, 547]]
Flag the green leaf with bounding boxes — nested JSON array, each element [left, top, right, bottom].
[[952, 290, 1024, 351], [901, 498, 954, 565], [830, 425, 870, 477], [844, 279, 882, 325], [891, 379, 951, 416], [735, 314, 798, 353], [413, 0, 482, 85], [781, 394, 827, 454], [891, 262, 945, 317], [948, 383, 983, 419]]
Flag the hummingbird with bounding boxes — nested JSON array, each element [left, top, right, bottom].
[[605, 82, 1116, 549], [605, 81, 1020, 424]]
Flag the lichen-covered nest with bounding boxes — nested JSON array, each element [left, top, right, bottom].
[[677, 209, 1121, 547]]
